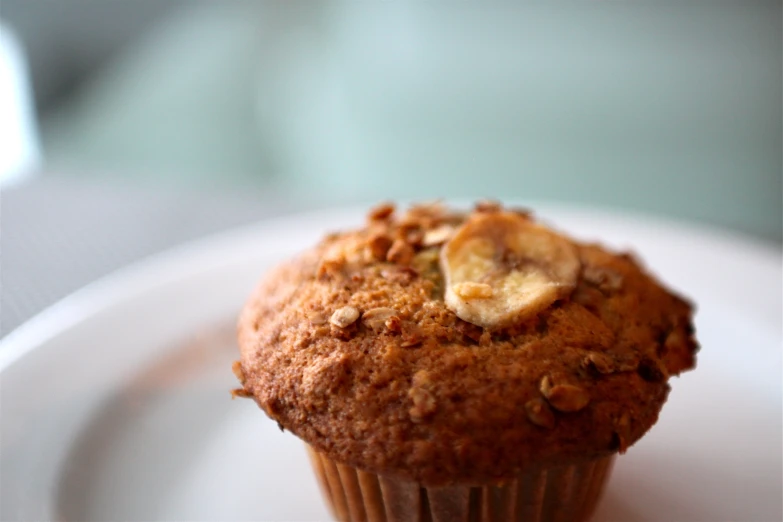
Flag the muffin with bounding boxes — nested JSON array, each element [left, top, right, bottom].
[[234, 201, 698, 522]]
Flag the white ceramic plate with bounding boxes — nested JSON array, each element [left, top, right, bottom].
[[1, 205, 781, 522]]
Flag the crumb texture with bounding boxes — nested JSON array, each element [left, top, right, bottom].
[[236, 202, 698, 486]]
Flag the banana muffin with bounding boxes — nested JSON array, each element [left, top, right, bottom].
[[234, 201, 698, 522]]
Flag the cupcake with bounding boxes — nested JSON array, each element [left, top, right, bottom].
[[234, 201, 698, 521]]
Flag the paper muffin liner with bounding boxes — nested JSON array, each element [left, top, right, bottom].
[[307, 445, 615, 522]]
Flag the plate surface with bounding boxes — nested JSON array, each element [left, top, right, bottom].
[[1, 205, 781, 522]]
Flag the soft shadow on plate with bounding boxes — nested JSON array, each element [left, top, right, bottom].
[[594, 490, 646, 522], [54, 322, 327, 521], [595, 442, 783, 522], [55, 324, 241, 520]]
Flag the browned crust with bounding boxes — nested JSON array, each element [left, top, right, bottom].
[[236, 203, 698, 486]]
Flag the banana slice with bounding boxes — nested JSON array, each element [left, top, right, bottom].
[[440, 211, 580, 328]]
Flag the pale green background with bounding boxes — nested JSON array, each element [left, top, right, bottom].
[[32, 2, 782, 241]]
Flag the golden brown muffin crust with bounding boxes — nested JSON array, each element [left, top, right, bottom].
[[236, 202, 698, 486]]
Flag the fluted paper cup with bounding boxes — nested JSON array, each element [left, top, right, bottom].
[[307, 445, 614, 522]]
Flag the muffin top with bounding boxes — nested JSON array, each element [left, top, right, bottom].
[[235, 202, 698, 486]]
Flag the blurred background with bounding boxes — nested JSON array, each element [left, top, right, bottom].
[[1, 1, 781, 334]]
